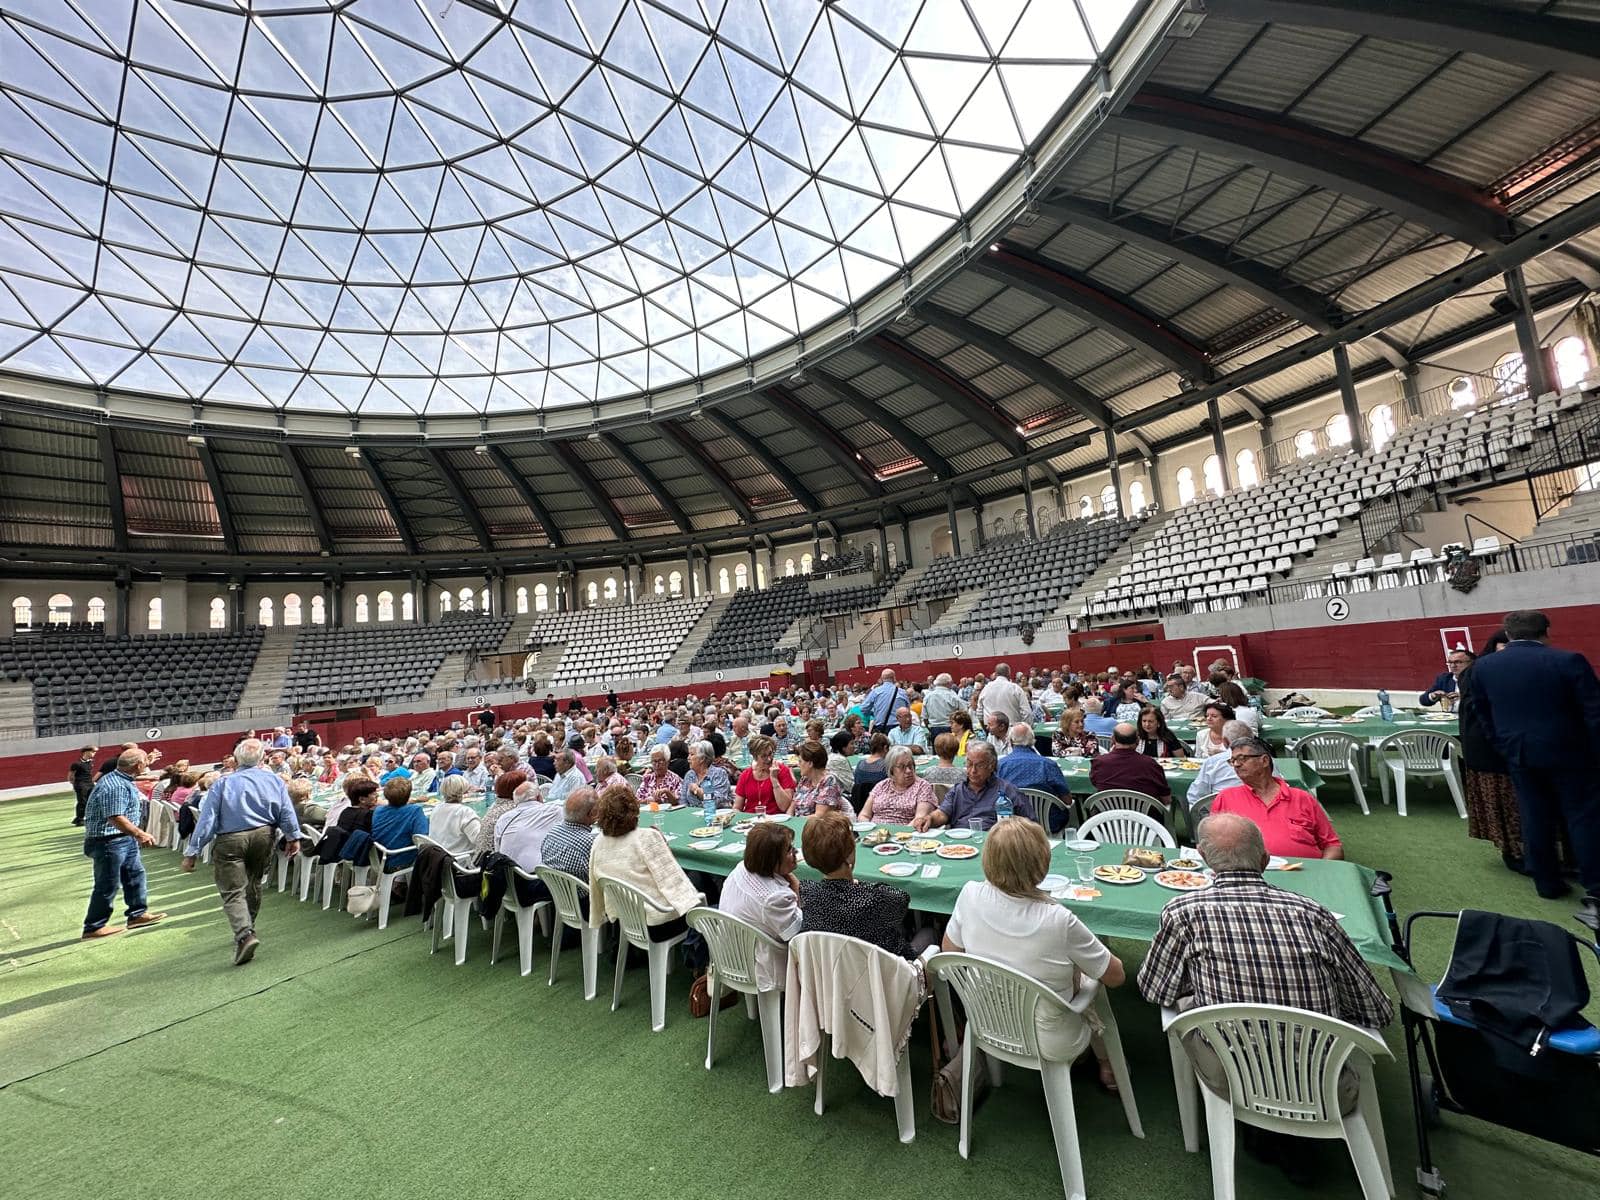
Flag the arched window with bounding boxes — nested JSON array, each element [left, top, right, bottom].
[[147, 597, 162, 631], [586, 581, 598, 606], [1012, 508, 1025, 535], [479, 588, 489, 612], [534, 583, 549, 611], [992, 517, 1006, 539], [1202, 454, 1223, 496], [1099, 483, 1116, 514], [886, 541, 897, 567], [47, 593, 72, 626], [87, 597, 106, 625], [1077, 495, 1093, 519], [1128, 480, 1147, 511], [784, 558, 795, 577], [756, 563, 765, 588], [800, 553, 813, 574], [653, 574, 665, 595], [11, 597, 31, 629], [283, 593, 302, 626], [310, 595, 325, 625], [376, 590, 394, 621], [668, 570, 683, 596], [458, 586, 474, 612], [209, 597, 226, 629], [439, 590, 453, 615], [515, 586, 528, 614], [1293, 429, 1318, 459], [1492, 351, 1526, 403], [718, 567, 730, 594], [354, 594, 369, 623], [1447, 376, 1477, 410], [402, 592, 414, 621], [258, 597, 274, 626], [1234, 448, 1260, 489], [1368, 404, 1397, 452], [734, 562, 748, 590], [603, 577, 617, 601], [1555, 335, 1592, 390], [1578, 462, 1600, 492], [1176, 466, 1196, 505], [1325, 413, 1351, 447]]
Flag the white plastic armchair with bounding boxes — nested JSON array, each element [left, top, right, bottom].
[[1078, 808, 1175, 849], [1167, 1003, 1394, 1200], [293, 824, 324, 901], [1020, 788, 1074, 840], [428, 851, 483, 966], [686, 907, 786, 1093], [1280, 706, 1336, 720], [595, 873, 694, 1033], [491, 864, 552, 977], [928, 952, 1142, 1200], [1374, 730, 1465, 817], [365, 841, 415, 930], [1083, 788, 1170, 825], [535, 866, 599, 1001], [1294, 731, 1371, 815]]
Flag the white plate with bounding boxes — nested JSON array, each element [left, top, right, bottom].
[[688, 839, 721, 850], [1267, 856, 1289, 871], [872, 844, 904, 856], [1040, 873, 1070, 891], [946, 828, 973, 840], [879, 862, 917, 878], [851, 820, 875, 833], [1064, 839, 1098, 853]]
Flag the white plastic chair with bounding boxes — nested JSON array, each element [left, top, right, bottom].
[[1078, 808, 1175, 849], [929, 952, 1142, 1200], [1280, 706, 1335, 720], [596, 873, 692, 1032], [490, 864, 552, 977], [1021, 788, 1074, 839], [426, 851, 481, 966], [293, 825, 324, 901], [1350, 705, 1384, 718], [1374, 730, 1465, 818], [366, 842, 414, 930], [1083, 788, 1170, 826], [537, 866, 601, 999], [1294, 731, 1371, 815], [1168, 1003, 1394, 1200], [686, 907, 786, 1093], [319, 854, 348, 911]]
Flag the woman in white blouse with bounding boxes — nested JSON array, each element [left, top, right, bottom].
[[717, 822, 803, 991], [1192, 701, 1236, 758], [589, 784, 702, 942], [425, 774, 482, 859], [942, 817, 1125, 1090]]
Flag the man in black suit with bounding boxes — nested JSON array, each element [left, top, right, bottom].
[[1469, 610, 1600, 911], [1419, 648, 1472, 708]]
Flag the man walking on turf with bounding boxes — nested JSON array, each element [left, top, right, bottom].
[[183, 737, 302, 965], [81, 746, 167, 939]]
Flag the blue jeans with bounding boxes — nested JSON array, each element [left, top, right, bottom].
[[83, 835, 148, 933]]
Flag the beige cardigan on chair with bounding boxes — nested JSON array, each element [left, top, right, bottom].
[[588, 826, 701, 927]]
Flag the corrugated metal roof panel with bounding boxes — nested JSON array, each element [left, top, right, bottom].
[[1208, 26, 1358, 114], [1363, 57, 1535, 173]]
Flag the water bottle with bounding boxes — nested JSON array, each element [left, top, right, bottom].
[[996, 790, 1013, 823], [702, 790, 717, 826], [1377, 689, 1393, 722]]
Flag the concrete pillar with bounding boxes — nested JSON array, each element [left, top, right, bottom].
[[1207, 397, 1231, 494], [1399, 364, 1422, 421], [946, 491, 962, 557], [877, 523, 889, 572], [898, 518, 912, 567], [330, 578, 344, 627], [1145, 462, 1165, 511], [1022, 463, 1036, 538], [973, 500, 986, 549], [1333, 344, 1368, 453], [1104, 428, 1123, 517], [747, 545, 758, 591], [114, 577, 130, 637], [1505, 266, 1553, 399]]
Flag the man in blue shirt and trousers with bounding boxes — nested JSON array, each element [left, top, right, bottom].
[[183, 737, 302, 965], [80, 746, 167, 939]]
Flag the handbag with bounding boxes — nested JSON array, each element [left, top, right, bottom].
[[689, 971, 741, 1018], [346, 884, 378, 916], [927, 987, 988, 1123]]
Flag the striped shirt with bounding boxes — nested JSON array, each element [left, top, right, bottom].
[[83, 770, 143, 838]]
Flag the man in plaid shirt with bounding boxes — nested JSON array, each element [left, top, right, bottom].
[[1139, 811, 1391, 1144], [80, 746, 167, 939]]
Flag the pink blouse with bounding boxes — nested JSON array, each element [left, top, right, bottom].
[[865, 776, 935, 824]]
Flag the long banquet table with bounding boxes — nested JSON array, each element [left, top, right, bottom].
[[1253, 713, 1459, 751], [637, 806, 1407, 972]]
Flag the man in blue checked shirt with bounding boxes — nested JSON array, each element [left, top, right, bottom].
[[183, 737, 301, 966], [996, 722, 1073, 832], [80, 746, 167, 939]]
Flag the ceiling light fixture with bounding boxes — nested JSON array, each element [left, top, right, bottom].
[[344, 445, 361, 458], [185, 434, 205, 447], [473, 443, 489, 456]]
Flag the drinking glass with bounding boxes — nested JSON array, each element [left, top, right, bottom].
[[1074, 854, 1096, 882], [1062, 825, 1080, 845], [968, 818, 985, 837]]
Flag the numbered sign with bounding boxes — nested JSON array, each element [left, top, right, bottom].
[[476, 695, 487, 706], [1325, 596, 1351, 622], [146, 727, 161, 740], [952, 644, 963, 658], [715, 671, 725, 682]]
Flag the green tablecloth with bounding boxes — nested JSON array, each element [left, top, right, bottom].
[[1253, 714, 1458, 751], [845, 754, 1322, 804], [639, 807, 1405, 972]]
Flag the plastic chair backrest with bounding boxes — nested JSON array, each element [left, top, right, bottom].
[[685, 907, 783, 994], [1281, 706, 1334, 720], [625, 773, 645, 790], [1378, 730, 1459, 771], [534, 866, 589, 926], [1083, 788, 1168, 823], [1187, 792, 1217, 826], [596, 873, 670, 943], [1079, 808, 1174, 848], [1294, 731, 1363, 773], [1169, 1003, 1389, 1126], [1350, 705, 1383, 717], [932, 781, 950, 803], [1022, 789, 1074, 833], [926, 951, 1071, 1064]]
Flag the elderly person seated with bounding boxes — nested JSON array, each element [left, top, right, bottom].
[[921, 732, 966, 788], [726, 715, 751, 763], [1191, 701, 1236, 758], [912, 741, 1034, 831], [322, 774, 378, 841], [679, 740, 732, 810], [996, 722, 1071, 814], [1139, 813, 1391, 1176], [719, 821, 803, 990], [1214, 736, 1342, 859], [790, 740, 855, 818], [541, 787, 599, 882], [861, 744, 936, 824], [1053, 706, 1099, 758], [409, 753, 437, 792], [666, 737, 691, 780], [1135, 705, 1189, 758], [735, 735, 796, 815], [943, 816, 1126, 1091], [849, 731, 891, 811], [771, 715, 797, 756], [370, 777, 428, 870], [545, 749, 585, 804], [526, 735, 557, 780], [886, 706, 927, 754], [476, 770, 529, 859], [825, 730, 856, 791], [637, 744, 682, 808], [494, 779, 563, 902], [799, 810, 917, 959], [983, 710, 1011, 758], [1081, 696, 1117, 737], [590, 755, 619, 795], [589, 784, 703, 944], [1088, 723, 1172, 802], [1187, 720, 1255, 803], [426, 774, 481, 859], [1160, 675, 1205, 722]]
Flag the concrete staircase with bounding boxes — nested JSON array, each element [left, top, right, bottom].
[[500, 611, 539, 654], [1049, 513, 1172, 622], [424, 650, 473, 699], [238, 628, 295, 718], [876, 564, 927, 609], [916, 590, 987, 641], [1530, 484, 1600, 541], [0, 678, 36, 735], [662, 593, 732, 674]]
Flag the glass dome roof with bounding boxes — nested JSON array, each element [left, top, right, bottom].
[[0, 0, 1135, 418]]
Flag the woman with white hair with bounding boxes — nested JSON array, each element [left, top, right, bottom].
[[678, 741, 731, 809], [861, 744, 936, 824], [637, 743, 682, 807], [426, 774, 480, 859]]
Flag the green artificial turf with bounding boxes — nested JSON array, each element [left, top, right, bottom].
[[4, 784, 1599, 1200]]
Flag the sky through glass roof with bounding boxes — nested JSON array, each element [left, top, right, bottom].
[[0, 0, 1136, 418]]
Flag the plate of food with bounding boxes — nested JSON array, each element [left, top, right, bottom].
[[936, 843, 979, 860], [1166, 857, 1203, 871], [689, 826, 721, 839], [733, 820, 757, 834], [1123, 847, 1165, 871], [1092, 865, 1145, 885], [861, 828, 890, 846], [1154, 869, 1213, 891], [879, 862, 917, 878], [688, 839, 722, 850], [1178, 759, 1203, 770], [872, 843, 904, 856], [893, 830, 916, 842], [906, 838, 942, 854]]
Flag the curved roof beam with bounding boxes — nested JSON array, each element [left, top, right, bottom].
[[658, 424, 755, 525], [279, 443, 332, 553], [773, 378, 950, 482], [701, 413, 823, 512], [358, 451, 420, 556], [864, 335, 1028, 456], [96, 425, 127, 554], [193, 440, 239, 555], [760, 387, 890, 495], [484, 445, 563, 550], [423, 448, 492, 553], [543, 440, 630, 542], [599, 435, 691, 533], [1205, 1, 1600, 83], [972, 245, 1214, 382], [1108, 90, 1510, 251]]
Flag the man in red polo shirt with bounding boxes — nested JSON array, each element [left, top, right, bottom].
[[1213, 735, 1342, 859]]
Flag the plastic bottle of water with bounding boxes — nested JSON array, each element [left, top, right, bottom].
[[1377, 689, 1393, 722], [702, 790, 717, 826], [995, 790, 1013, 823]]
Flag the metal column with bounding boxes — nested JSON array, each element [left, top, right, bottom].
[[1333, 344, 1368, 453], [946, 491, 962, 557], [1505, 266, 1553, 399], [1207, 397, 1231, 493], [1022, 463, 1037, 538], [1104, 428, 1123, 517]]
